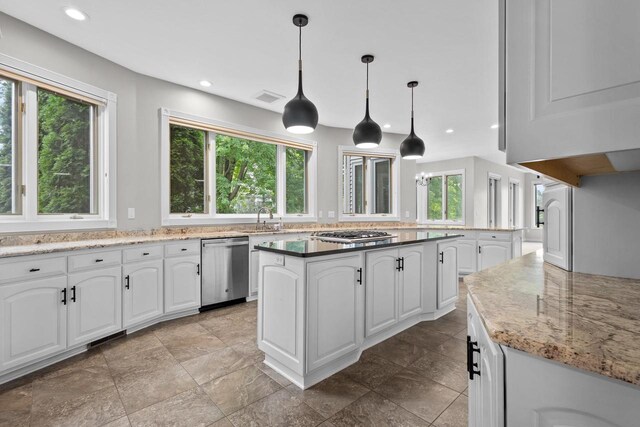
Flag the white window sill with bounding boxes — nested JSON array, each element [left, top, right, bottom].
[[162, 214, 317, 227], [0, 219, 116, 233], [417, 220, 466, 226], [339, 215, 400, 223]]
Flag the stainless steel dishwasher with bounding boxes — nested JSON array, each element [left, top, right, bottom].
[[201, 237, 249, 308]]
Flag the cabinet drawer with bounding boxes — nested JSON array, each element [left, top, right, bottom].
[[0, 256, 67, 283], [68, 250, 121, 272], [123, 245, 163, 263], [478, 232, 510, 241], [164, 241, 200, 257]]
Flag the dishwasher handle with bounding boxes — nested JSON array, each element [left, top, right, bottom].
[[202, 240, 249, 248]]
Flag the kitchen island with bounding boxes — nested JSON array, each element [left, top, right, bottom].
[[254, 230, 461, 389]]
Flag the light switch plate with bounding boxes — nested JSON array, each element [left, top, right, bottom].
[[127, 208, 135, 219], [328, 211, 335, 218]]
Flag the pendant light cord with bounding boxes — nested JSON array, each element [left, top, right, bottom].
[[298, 26, 302, 68], [411, 86, 414, 119], [366, 62, 369, 99]]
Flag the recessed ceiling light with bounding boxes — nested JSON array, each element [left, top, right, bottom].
[[383, 124, 391, 129], [199, 80, 212, 88], [491, 124, 499, 129], [64, 7, 87, 21], [445, 129, 454, 134]]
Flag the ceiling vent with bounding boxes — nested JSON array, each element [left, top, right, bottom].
[[254, 90, 285, 104]]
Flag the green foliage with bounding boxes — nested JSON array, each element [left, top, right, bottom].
[[37, 89, 92, 214], [427, 176, 443, 220], [446, 175, 463, 221], [373, 159, 390, 214], [170, 125, 206, 214], [0, 78, 14, 215], [285, 147, 306, 213], [215, 134, 277, 214], [426, 174, 463, 221]]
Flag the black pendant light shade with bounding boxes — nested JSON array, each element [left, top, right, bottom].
[[400, 81, 425, 160], [353, 55, 382, 148], [282, 14, 318, 135]]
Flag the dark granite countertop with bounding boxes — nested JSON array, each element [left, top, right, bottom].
[[253, 231, 461, 257]]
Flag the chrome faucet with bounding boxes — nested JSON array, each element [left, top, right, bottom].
[[257, 207, 274, 230]]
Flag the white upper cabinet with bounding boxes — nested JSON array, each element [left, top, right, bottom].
[[505, 0, 640, 164]]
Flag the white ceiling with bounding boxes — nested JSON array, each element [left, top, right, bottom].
[[0, 0, 504, 164]]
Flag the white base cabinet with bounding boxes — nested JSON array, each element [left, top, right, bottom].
[[457, 238, 478, 274], [437, 241, 458, 309], [164, 241, 201, 314], [123, 260, 163, 328], [477, 240, 511, 271]]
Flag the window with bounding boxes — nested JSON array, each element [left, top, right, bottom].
[[339, 146, 400, 221], [533, 183, 545, 228], [508, 179, 520, 228], [488, 173, 502, 228], [417, 170, 465, 224], [161, 110, 316, 225], [0, 55, 116, 232]]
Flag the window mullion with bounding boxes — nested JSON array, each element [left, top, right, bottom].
[[209, 132, 217, 216], [22, 83, 37, 221], [277, 144, 285, 217]]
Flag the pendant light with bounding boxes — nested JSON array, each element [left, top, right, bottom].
[[282, 14, 318, 134], [353, 55, 382, 148], [400, 81, 425, 160]]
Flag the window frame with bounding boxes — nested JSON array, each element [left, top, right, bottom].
[[337, 145, 401, 222], [160, 109, 317, 225], [416, 169, 466, 225], [508, 177, 520, 228], [488, 172, 502, 228], [0, 54, 117, 233], [532, 182, 545, 228]]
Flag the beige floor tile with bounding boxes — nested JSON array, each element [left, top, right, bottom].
[[201, 365, 281, 415], [101, 331, 164, 362], [128, 387, 223, 427], [365, 335, 429, 367], [374, 369, 460, 423], [208, 418, 234, 427], [454, 329, 467, 341], [102, 416, 131, 427], [255, 362, 292, 387], [408, 351, 468, 392], [433, 394, 468, 427], [180, 347, 254, 385], [31, 385, 125, 427], [327, 391, 429, 427], [163, 332, 227, 363], [433, 338, 467, 363], [114, 363, 197, 414], [153, 322, 211, 342], [0, 383, 32, 427], [341, 353, 402, 389], [462, 387, 468, 396], [416, 318, 467, 336], [286, 372, 369, 419], [205, 319, 257, 347], [39, 349, 108, 381], [396, 325, 451, 348], [31, 364, 114, 407], [227, 388, 325, 427], [441, 308, 467, 325], [230, 339, 265, 365], [107, 345, 177, 378]]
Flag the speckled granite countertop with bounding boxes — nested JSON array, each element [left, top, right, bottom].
[[466, 251, 640, 386]]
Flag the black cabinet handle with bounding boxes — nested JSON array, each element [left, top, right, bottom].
[[478, 246, 482, 254], [396, 258, 402, 271], [196, 264, 200, 276], [143, 252, 150, 256], [439, 252, 444, 263], [356, 268, 363, 285], [181, 248, 187, 252], [125, 275, 130, 289], [61, 288, 67, 305], [29, 268, 40, 272], [95, 259, 103, 263], [467, 336, 481, 380], [536, 206, 545, 227], [400, 257, 405, 271], [71, 286, 76, 302]]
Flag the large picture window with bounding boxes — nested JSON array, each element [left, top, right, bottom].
[[0, 56, 116, 232], [417, 170, 465, 225], [161, 110, 316, 224]]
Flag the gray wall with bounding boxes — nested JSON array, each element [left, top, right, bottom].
[[0, 13, 415, 231], [573, 172, 640, 279]]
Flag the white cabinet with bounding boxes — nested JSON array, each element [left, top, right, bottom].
[[457, 239, 477, 274], [398, 245, 424, 320], [306, 255, 364, 372], [365, 249, 398, 336], [164, 256, 201, 313], [437, 241, 458, 308], [123, 260, 163, 328], [468, 296, 504, 427], [477, 241, 511, 271], [249, 249, 260, 298], [67, 266, 122, 347], [505, 0, 640, 164], [543, 184, 572, 271], [0, 276, 68, 371]]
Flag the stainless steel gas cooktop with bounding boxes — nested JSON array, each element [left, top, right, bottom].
[[310, 230, 394, 243]]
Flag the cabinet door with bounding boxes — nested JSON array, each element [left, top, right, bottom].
[[543, 184, 572, 271], [457, 239, 477, 274], [249, 250, 260, 297], [164, 256, 201, 314], [437, 241, 458, 308], [398, 246, 423, 320], [512, 232, 523, 259], [477, 241, 511, 271], [0, 276, 67, 371], [506, 0, 640, 164], [123, 260, 163, 329], [68, 266, 122, 347], [365, 249, 398, 337], [306, 255, 364, 372]]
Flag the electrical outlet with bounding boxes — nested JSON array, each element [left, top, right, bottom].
[[318, 210, 323, 218], [275, 255, 285, 266], [328, 211, 335, 218], [405, 211, 410, 218], [128, 208, 135, 219]]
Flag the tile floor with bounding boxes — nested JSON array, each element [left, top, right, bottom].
[[0, 281, 469, 427]]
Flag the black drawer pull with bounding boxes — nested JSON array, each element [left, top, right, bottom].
[[125, 275, 130, 289], [356, 268, 363, 285], [29, 268, 40, 272], [400, 257, 405, 271], [142, 252, 150, 256], [181, 248, 188, 252], [95, 259, 104, 263], [71, 286, 76, 303], [467, 336, 481, 380], [61, 288, 67, 305], [439, 252, 444, 263], [196, 264, 200, 276]]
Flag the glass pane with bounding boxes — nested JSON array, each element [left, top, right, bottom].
[[170, 124, 206, 214], [446, 174, 463, 221], [0, 78, 16, 215], [38, 89, 95, 214], [285, 147, 307, 214], [216, 134, 277, 214], [535, 184, 545, 226], [342, 155, 364, 214], [372, 159, 391, 214], [427, 176, 443, 220]]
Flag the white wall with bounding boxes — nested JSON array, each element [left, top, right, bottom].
[[573, 171, 640, 279], [0, 13, 415, 231]]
